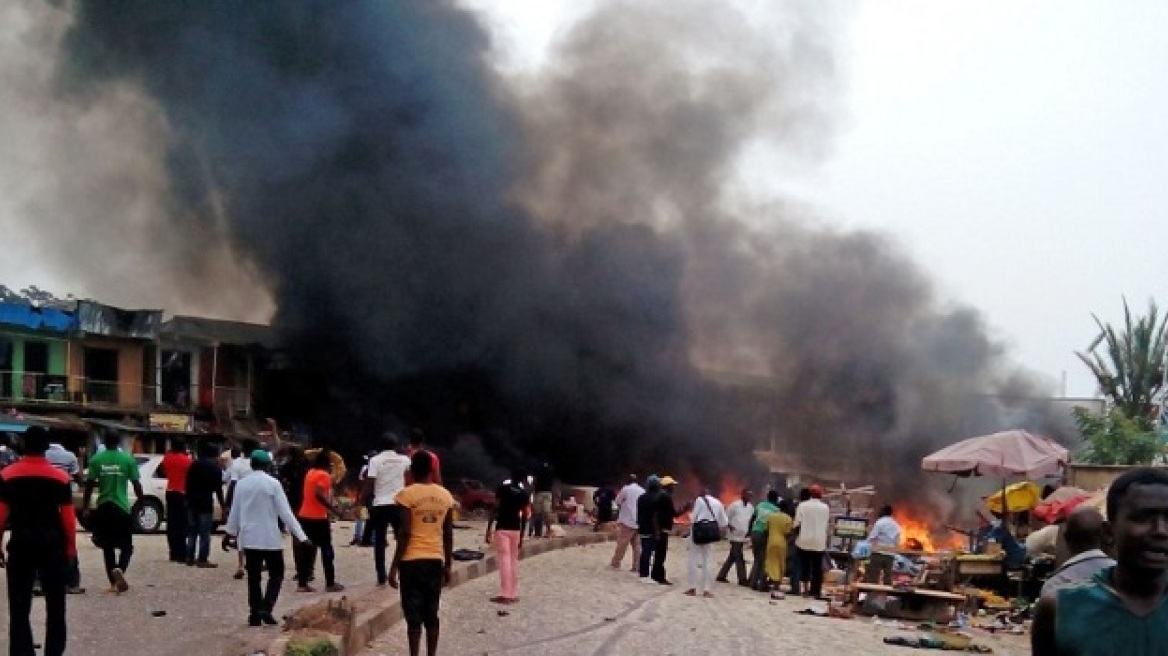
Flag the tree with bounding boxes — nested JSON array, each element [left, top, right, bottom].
[[1072, 407, 1161, 466], [1076, 299, 1167, 431]]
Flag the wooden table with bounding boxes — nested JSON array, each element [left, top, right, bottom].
[[849, 583, 967, 622]]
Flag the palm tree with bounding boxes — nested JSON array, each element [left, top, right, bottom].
[[1076, 299, 1167, 429]]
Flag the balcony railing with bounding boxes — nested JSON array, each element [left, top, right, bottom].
[[0, 371, 252, 416]]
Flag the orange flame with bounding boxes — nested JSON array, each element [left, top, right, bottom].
[[719, 473, 747, 506], [895, 514, 965, 553]]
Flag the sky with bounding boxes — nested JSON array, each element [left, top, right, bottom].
[[471, 0, 1168, 398], [2, 0, 1165, 398]]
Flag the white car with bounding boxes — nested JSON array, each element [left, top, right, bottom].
[[75, 454, 226, 534]]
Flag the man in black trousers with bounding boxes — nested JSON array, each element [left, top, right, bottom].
[[0, 426, 78, 655]]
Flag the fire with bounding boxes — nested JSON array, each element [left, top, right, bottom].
[[895, 513, 965, 553], [719, 473, 747, 506]]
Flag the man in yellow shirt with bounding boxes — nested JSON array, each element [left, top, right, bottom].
[[390, 451, 454, 656]]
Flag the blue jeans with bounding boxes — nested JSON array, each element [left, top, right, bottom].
[[638, 535, 656, 577], [185, 511, 214, 563]]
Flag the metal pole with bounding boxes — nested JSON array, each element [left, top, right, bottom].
[[210, 345, 219, 409]]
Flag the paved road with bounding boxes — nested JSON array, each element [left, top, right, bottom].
[[362, 538, 1031, 656], [0, 521, 451, 655]]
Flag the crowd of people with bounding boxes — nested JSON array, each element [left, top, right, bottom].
[[3, 424, 1168, 656], [605, 476, 837, 599]]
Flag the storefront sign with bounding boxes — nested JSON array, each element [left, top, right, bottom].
[[149, 413, 193, 433]]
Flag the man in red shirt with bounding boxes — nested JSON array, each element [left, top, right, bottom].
[[160, 437, 193, 563], [0, 426, 78, 656], [296, 450, 343, 593], [405, 430, 442, 487]]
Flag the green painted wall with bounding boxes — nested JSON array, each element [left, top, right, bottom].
[[0, 331, 69, 400]]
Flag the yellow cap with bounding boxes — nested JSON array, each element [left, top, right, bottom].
[[660, 475, 678, 487]]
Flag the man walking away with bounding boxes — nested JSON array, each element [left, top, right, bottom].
[[787, 488, 811, 594], [717, 488, 754, 586], [185, 443, 226, 567], [351, 451, 375, 546], [160, 437, 192, 563], [1039, 506, 1114, 600], [611, 474, 644, 571], [532, 458, 555, 538], [225, 438, 258, 580], [486, 469, 528, 603], [405, 430, 442, 486], [684, 487, 728, 598], [364, 434, 411, 586], [747, 490, 779, 591], [297, 449, 344, 592], [45, 440, 85, 594], [593, 483, 615, 531], [793, 484, 830, 599], [0, 427, 77, 656], [1033, 468, 1168, 655], [279, 446, 313, 584], [637, 476, 662, 582], [224, 449, 310, 627], [82, 429, 143, 594], [390, 451, 455, 656]]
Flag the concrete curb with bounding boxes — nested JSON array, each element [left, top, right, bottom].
[[254, 532, 615, 655]]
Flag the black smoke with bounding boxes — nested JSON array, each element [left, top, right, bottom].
[[35, 0, 1070, 510]]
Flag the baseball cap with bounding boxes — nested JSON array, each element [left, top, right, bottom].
[[809, 484, 823, 497], [250, 449, 272, 465], [660, 475, 678, 487]]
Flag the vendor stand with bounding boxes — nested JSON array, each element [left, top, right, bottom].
[[922, 430, 1069, 603]]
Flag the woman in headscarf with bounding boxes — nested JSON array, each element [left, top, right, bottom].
[[765, 499, 796, 597]]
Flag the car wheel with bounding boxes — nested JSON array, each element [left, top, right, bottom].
[[133, 499, 164, 533]]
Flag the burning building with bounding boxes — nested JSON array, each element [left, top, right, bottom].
[[3, 1, 1073, 522]]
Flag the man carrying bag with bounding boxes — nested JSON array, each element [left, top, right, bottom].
[[684, 487, 728, 598]]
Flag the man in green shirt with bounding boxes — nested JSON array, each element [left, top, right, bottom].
[[1032, 467, 1168, 655], [82, 430, 143, 594]]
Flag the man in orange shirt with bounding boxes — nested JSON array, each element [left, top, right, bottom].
[[160, 437, 192, 563], [390, 451, 454, 656], [296, 450, 343, 592]]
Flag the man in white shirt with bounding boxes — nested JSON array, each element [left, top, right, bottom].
[[865, 505, 901, 584], [610, 475, 644, 571], [363, 434, 412, 586], [223, 449, 309, 627], [716, 488, 754, 586], [684, 488, 729, 597], [793, 484, 831, 598], [225, 439, 258, 580]]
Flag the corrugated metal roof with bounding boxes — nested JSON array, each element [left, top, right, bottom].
[[159, 316, 276, 348]]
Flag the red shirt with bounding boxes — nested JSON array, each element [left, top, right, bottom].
[[160, 452, 193, 494], [404, 448, 442, 486]]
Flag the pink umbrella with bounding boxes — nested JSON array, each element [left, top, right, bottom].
[[921, 430, 1068, 479]]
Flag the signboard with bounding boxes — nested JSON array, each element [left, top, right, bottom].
[[149, 413, 193, 433], [833, 515, 870, 539]]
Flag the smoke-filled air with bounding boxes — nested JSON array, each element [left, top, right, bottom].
[[1, 1, 1070, 511]]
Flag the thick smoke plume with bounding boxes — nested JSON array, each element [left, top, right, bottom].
[[4, 1, 1070, 511]]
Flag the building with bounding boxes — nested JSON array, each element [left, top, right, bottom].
[[0, 298, 278, 455]]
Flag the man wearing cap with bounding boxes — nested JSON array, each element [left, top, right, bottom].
[[636, 475, 662, 582], [611, 474, 644, 571], [223, 449, 310, 627], [650, 476, 687, 585], [793, 485, 831, 598]]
